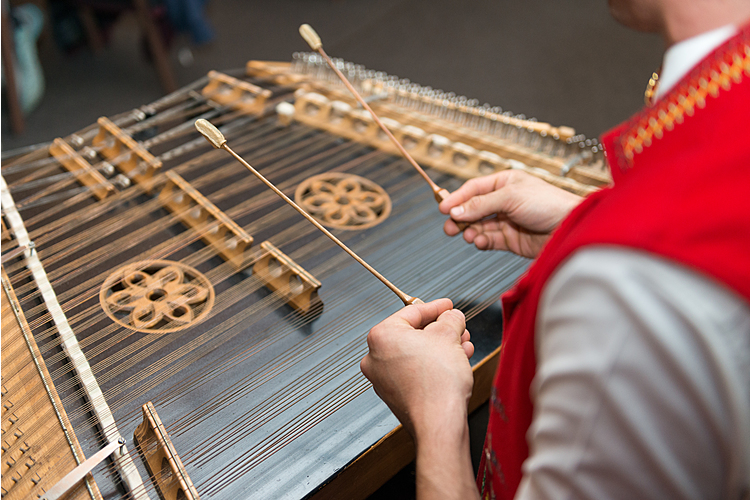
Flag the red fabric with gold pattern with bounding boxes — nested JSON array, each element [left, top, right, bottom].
[[477, 25, 750, 500]]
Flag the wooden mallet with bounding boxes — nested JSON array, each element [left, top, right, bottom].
[[195, 118, 423, 306], [299, 24, 468, 231]]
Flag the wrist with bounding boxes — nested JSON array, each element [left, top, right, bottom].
[[412, 398, 469, 449], [413, 404, 478, 500]]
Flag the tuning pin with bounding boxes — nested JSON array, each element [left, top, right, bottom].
[[101, 161, 115, 176], [115, 173, 131, 188], [385, 75, 399, 91], [592, 142, 607, 169], [547, 134, 564, 157], [521, 127, 534, 147], [429, 90, 443, 117], [541, 130, 560, 155], [407, 84, 421, 109], [300, 52, 311, 73], [452, 96, 465, 125], [333, 59, 345, 84], [536, 131, 551, 154], [497, 112, 511, 138], [69, 134, 85, 147], [537, 130, 551, 152], [565, 134, 586, 158], [291, 52, 303, 73], [421, 89, 435, 113], [475, 103, 490, 132]]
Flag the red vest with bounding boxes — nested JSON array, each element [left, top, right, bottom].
[[478, 25, 750, 500]]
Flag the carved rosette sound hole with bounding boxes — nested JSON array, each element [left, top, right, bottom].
[[99, 260, 215, 334], [294, 173, 391, 230]]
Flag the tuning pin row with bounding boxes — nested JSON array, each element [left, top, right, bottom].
[[289, 52, 605, 166]]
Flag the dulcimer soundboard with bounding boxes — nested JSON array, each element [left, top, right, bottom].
[[0, 53, 608, 500]]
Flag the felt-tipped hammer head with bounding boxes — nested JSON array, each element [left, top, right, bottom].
[[299, 24, 322, 50], [195, 119, 226, 149]]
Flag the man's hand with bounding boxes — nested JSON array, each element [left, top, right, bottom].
[[360, 298, 474, 439], [361, 298, 480, 499], [439, 170, 583, 258]]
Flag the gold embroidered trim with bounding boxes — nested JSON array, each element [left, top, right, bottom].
[[622, 41, 750, 162], [644, 71, 660, 106]]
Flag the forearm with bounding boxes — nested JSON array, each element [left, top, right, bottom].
[[414, 404, 480, 500], [360, 302, 477, 498]]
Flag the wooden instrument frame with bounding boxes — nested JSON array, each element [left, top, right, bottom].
[[0, 54, 606, 499]]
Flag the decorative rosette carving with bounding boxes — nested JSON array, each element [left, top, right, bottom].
[[100, 260, 214, 333], [294, 173, 391, 230]]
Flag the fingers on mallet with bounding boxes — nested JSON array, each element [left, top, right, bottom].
[[434, 308, 466, 334], [462, 340, 475, 359], [444, 218, 464, 236], [399, 298, 452, 329], [453, 220, 470, 232]]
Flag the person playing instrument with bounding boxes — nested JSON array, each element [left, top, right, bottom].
[[360, 0, 750, 498]]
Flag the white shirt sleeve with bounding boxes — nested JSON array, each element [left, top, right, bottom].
[[515, 247, 750, 500]]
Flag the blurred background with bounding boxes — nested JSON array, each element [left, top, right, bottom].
[[0, 0, 664, 496], [2, 0, 662, 152]]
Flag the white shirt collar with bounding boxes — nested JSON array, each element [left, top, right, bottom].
[[655, 24, 738, 100]]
